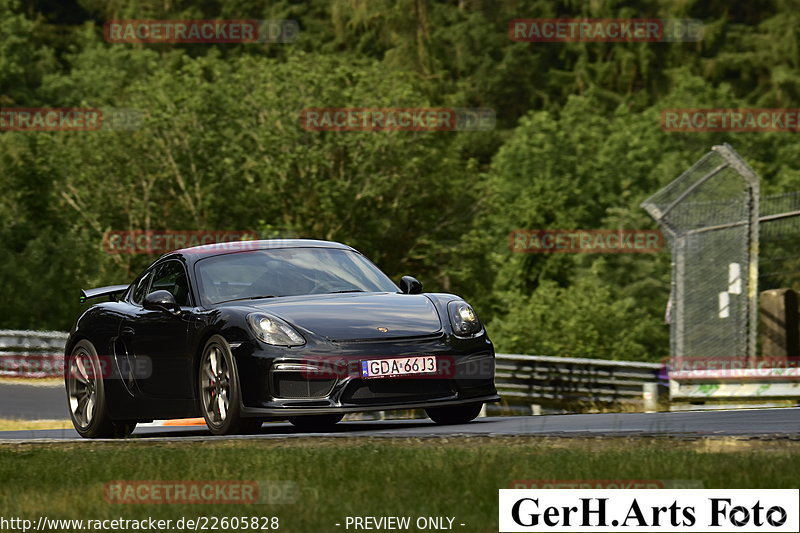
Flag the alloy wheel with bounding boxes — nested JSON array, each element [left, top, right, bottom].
[[67, 348, 99, 429], [201, 343, 231, 426]]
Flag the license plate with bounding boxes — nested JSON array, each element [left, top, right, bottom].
[[361, 356, 437, 378]]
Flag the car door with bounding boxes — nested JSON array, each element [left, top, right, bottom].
[[113, 271, 153, 394], [123, 260, 194, 399]]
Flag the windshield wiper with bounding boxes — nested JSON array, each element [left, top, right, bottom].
[[326, 289, 365, 294], [219, 295, 277, 303]]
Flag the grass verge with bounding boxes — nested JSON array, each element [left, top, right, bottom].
[[0, 377, 61, 386], [0, 437, 798, 532], [0, 419, 72, 431]]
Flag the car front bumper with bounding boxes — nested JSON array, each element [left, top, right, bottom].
[[232, 333, 499, 417]]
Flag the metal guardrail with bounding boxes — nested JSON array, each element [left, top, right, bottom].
[[0, 330, 67, 378], [0, 333, 666, 403], [494, 353, 663, 409], [669, 368, 800, 401], [0, 329, 69, 348]]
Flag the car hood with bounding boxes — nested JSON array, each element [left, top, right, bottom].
[[244, 292, 443, 340]]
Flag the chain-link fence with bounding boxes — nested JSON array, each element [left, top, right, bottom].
[[642, 144, 760, 364], [759, 192, 800, 293]]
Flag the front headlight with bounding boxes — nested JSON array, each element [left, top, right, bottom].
[[447, 301, 482, 337], [246, 313, 306, 347]]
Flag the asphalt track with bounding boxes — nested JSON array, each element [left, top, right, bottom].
[[0, 382, 67, 420], [0, 407, 798, 443]]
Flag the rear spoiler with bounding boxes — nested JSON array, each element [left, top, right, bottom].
[[79, 284, 130, 304]]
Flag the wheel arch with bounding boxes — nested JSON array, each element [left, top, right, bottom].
[[191, 329, 230, 399], [64, 334, 87, 358]]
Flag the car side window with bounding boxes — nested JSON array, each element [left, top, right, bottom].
[[131, 271, 152, 305], [150, 261, 192, 307]]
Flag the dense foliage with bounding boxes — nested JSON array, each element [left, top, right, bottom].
[[2, 0, 800, 361]]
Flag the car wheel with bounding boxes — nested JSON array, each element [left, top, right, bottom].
[[199, 335, 259, 436], [425, 402, 483, 425], [65, 339, 136, 439], [288, 414, 344, 430]]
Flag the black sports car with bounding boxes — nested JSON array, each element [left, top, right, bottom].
[[65, 239, 498, 438]]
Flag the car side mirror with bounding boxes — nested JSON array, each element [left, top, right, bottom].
[[398, 276, 423, 295], [143, 290, 181, 314]]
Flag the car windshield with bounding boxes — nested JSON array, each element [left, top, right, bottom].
[[195, 247, 399, 305]]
